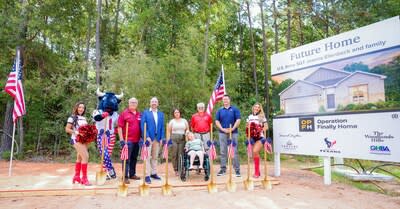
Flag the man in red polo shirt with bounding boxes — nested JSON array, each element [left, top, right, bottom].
[[190, 102, 213, 150], [118, 97, 141, 184]]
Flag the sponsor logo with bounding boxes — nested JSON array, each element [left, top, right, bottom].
[[320, 137, 341, 154], [364, 131, 394, 143], [299, 117, 314, 132], [279, 133, 302, 139], [370, 145, 391, 155], [281, 140, 298, 151], [324, 137, 336, 148]]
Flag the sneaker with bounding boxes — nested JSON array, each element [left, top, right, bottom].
[[235, 170, 241, 177], [150, 174, 162, 180], [217, 170, 226, 176], [189, 166, 194, 170], [145, 176, 151, 184], [108, 168, 117, 179]]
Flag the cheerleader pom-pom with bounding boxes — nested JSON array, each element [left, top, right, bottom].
[[76, 124, 98, 144]]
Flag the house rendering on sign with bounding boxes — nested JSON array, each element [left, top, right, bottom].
[[279, 67, 386, 114]]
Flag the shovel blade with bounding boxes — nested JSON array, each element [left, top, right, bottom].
[[243, 179, 254, 191], [207, 183, 218, 194], [262, 180, 272, 190], [226, 181, 237, 192], [161, 184, 173, 196], [117, 183, 128, 197], [139, 184, 150, 196], [96, 171, 107, 186]]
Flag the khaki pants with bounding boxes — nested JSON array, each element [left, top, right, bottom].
[[145, 140, 159, 176], [194, 132, 210, 151]]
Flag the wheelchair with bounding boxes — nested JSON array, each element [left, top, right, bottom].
[[178, 150, 210, 182]]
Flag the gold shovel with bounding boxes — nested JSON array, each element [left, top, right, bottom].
[[161, 124, 172, 195], [139, 123, 150, 196], [207, 123, 218, 193], [96, 116, 108, 185], [226, 124, 236, 192], [243, 125, 254, 190], [261, 129, 272, 190], [117, 122, 129, 197]]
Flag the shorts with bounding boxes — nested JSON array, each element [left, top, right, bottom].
[[70, 138, 77, 145]]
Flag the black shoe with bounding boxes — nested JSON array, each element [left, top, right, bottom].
[[235, 170, 241, 177], [124, 178, 130, 184], [217, 170, 226, 176], [129, 175, 141, 180], [150, 174, 162, 180]]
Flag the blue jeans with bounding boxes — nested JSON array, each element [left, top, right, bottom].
[[219, 133, 240, 172], [122, 141, 140, 177]]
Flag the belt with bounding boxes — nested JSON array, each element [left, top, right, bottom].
[[195, 132, 209, 135]]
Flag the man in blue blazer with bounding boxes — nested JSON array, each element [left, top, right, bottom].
[[141, 97, 165, 184]]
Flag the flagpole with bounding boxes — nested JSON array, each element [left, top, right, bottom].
[[221, 64, 226, 95], [8, 122, 16, 176], [8, 48, 21, 177]]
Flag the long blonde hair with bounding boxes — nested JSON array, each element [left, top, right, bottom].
[[253, 103, 266, 122]]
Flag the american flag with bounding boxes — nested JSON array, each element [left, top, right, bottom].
[[120, 144, 128, 160], [162, 143, 168, 159], [140, 145, 149, 160], [264, 142, 272, 154], [4, 48, 26, 123], [206, 65, 226, 116], [227, 144, 234, 159], [208, 144, 217, 161]]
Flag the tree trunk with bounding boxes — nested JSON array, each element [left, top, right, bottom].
[[298, 8, 304, 46], [246, 1, 259, 100], [18, 117, 24, 154], [0, 102, 13, 158], [259, 0, 270, 121], [273, 0, 279, 53], [111, 0, 120, 56], [202, 0, 211, 87], [238, 5, 244, 73], [83, 10, 91, 91], [286, 0, 291, 50], [95, 0, 102, 86]]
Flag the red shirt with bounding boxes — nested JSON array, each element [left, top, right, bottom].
[[190, 112, 212, 133], [118, 109, 141, 142]]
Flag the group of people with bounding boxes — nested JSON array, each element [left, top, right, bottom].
[[65, 94, 270, 186]]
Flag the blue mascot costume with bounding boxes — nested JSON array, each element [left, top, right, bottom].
[[93, 88, 123, 180]]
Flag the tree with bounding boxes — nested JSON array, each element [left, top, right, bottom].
[[246, 1, 259, 100]]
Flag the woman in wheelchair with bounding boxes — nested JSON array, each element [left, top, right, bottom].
[[185, 132, 205, 170]]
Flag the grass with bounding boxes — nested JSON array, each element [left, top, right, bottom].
[[311, 167, 384, 193]]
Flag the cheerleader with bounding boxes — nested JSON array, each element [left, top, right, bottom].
[[246, 103, 269, 178], [65, 102, 92, 186]]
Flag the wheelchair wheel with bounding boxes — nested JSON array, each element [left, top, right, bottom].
[[204, 155, 210, 181], [179, 154, 186, 181]]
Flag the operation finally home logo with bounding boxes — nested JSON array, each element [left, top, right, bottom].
[[320, 137, 341, 154], [299, 118, 314, 132]]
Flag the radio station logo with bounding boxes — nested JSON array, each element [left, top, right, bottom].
[[281, 140, 298, 151], [364, 131, 394, 143], [299, 117, 314, 132], [370, 145, 391, 155], [320, 137, 341, 154]]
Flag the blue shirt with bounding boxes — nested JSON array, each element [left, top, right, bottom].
[[215, 106, 241, 133]]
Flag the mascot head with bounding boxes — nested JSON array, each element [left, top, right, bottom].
[[96, 88, 123, 114]]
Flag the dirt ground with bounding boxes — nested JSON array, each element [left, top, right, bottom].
[[0, 160, 399, 209]]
